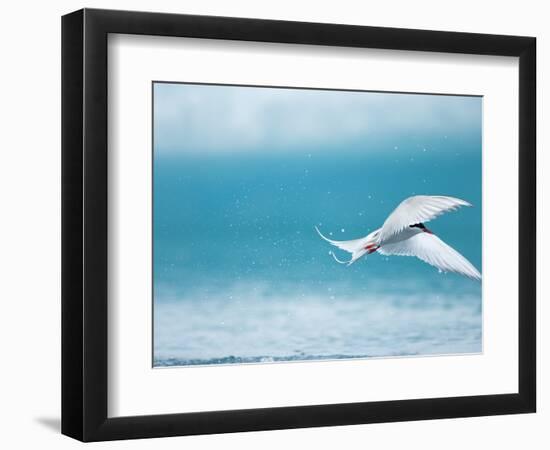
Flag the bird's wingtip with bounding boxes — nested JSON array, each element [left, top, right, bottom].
[[455, 197, 473, 207], [467, 268, 482, 281]]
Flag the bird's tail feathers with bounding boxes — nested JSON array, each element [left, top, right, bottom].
[[329, 251, 350, 265], [315, 226, 375, 266]]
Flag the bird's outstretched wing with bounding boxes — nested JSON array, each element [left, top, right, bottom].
[[379, 195, 471, 243], [378, 232, 481, 280]]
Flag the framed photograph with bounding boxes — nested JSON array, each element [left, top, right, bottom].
[[61, 8, 536, 442]]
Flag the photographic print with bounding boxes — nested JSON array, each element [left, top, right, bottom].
[[153, 82, 482, 368]]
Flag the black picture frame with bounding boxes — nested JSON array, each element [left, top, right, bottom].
[[61, 8, 536, 442]]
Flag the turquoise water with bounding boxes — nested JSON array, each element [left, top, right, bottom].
[[153, 84, 482, 366]]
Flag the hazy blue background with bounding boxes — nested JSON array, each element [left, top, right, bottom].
[[153, 83, 482, 367]]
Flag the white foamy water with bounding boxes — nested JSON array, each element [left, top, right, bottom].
[[154, 282, 481, 367]]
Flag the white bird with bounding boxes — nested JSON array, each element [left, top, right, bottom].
[[315, 195, 481, 280]]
